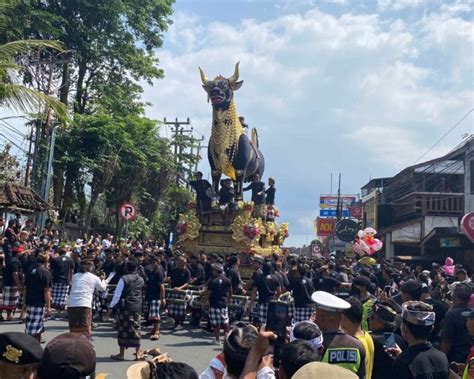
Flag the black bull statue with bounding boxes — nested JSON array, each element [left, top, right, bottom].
[[199, 62, 265, 201]]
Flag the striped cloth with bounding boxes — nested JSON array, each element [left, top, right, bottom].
[[293, 305, 316, 323], [209, 307, 229, 327], [51, 283, 69, 309], [148, 300, 161, 321], [0, 286, 19, 311], [25, 306, 45, 335]]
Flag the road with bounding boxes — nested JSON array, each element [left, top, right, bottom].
[[0, 315, 222, 378]]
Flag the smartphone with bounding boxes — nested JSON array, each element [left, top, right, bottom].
[[384, 332, 397, 348], [384, 285, 391, 296], [266, 300, 288, 339]]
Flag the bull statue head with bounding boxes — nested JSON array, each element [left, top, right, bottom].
[[199, 62, 243, 109]]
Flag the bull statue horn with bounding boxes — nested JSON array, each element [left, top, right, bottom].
[[228, 61, 240, 84], [198, 66, 209, 85]]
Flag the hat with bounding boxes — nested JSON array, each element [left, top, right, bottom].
[[461, 309, 474, 318], [401, 301, 435, 326], [0, 332, 43, 365], [292, 361, 358, 379], [372, 302, 398, 323], [353, 275, 371, 287], [311, 291, 351, 312], [252, 255, 264, 264], [126, 354, 171, 379], [38, 333, 95, 378], [211, 263, 224, 273]]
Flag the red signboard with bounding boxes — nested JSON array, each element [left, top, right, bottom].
[[316, 217, 335, 236], [461, 212, 474, 243], [349, 205, 363, 219]]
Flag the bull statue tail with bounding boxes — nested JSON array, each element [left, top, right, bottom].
[[251, 128, 260, 158]]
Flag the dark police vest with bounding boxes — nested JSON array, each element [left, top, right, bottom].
[[120, 273, 145, 312]]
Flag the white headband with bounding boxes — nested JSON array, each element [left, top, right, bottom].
[[289, 321, 324, 350]]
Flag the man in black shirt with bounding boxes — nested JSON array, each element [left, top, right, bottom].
[[288, 264, 315, 322], [265, 177, 276, 206], [205, 263, 232, 344], [248, 261, 281, 326], [440, 283, 472, 363], [24, 253, 51, 341], [0, 245, 23, 321], [218, 179, 236, 210], [50, 247, 75, 319], [145, 255, 166, 340], [188, 254, 206, 287], [243, 174, 266, 218], [168, 256, 191, 329], [369, 301, 407, 379], [190, 171, 213, 214], [225, 255, 243, 295], [388, 301, 449, 379]]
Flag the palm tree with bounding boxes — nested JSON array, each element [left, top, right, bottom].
[[0, 0, 67, 119], [0, 39, 68, 120]]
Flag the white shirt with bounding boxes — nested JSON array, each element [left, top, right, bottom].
[[68, 272, 107, 308], [109, 278, 125, 308]]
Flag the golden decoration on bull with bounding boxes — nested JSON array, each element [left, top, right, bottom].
[[230, 202, 262, 247], [209, 100, 243, 180], [176, 210, 201, 242], [276, 222, 290, 246]]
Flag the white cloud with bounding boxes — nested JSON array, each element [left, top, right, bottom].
[[143, 4, 474, 246], [378, 0, 427, 11]]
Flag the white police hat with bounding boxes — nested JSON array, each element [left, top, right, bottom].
[[311, 291, 351, 312]]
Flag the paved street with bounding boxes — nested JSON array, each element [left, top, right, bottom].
[[0, 315, 221, 378]]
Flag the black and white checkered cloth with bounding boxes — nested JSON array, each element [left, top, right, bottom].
[[25, 306, 45, 335], [209, 307, 229, 327], [148, 300, 161, 321], [92, 290, 102, 311], [0, 286, 19, 310], [51, 283, 69, 309], [257, 303, 269, 325], [293, 305, 316, 323], [166, 292, 188, 317]]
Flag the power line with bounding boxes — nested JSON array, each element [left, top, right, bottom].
[[0, 133, 27, 153], [413, 108, 474, 164]]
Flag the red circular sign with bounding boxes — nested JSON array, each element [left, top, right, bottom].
[[461, 213, 474, 242], [120, 203, 137, 221]]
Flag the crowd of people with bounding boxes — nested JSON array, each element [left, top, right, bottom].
[[0, 217, 473, 378]]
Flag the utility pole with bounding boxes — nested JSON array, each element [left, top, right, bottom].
[[336, 173, 342, 220], [24, 126, 34, 187], [163, 118, 193, 184]]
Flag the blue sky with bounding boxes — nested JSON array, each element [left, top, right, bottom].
[[2, 0, 473, 246], [142, 0, 473, 246]]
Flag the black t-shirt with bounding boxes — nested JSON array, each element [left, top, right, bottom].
[[208, 275, 231, 308], [244, 182, 266, 204], [145, 265, 165, 300], [3, 257, 22, 286], [289, 276, 314, 307], [25, 265, 51, 307], [251, 269, 264, 288], [255, 274, 280, 303], [50, 255, 75, 284], [441, 305, 472, 362], [225, 267, 242, 294], [188, 263, 205, 286], [265, 187, 275, 205], [371, 331, 407, 379], [204, 261, 213, 282], [424, 298, 447, 342], [314, 276, 340, 293], [391, 342, 449, 379], [102, 259, 115, 276], [170, 267, 191, 288]]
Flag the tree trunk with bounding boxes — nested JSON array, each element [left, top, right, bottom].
[[52, 163, 64, 208], [84, 190, 99, 235], [74, 62, 87, 114], [59, 62, 70, 106]]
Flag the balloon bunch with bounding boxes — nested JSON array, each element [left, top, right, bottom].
[[353, 227, 383, 256]]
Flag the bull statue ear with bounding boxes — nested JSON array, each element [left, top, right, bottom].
[[232, 80, 243, 90]]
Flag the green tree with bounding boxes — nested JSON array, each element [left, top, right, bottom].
[[0, 143, 20, 182]]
